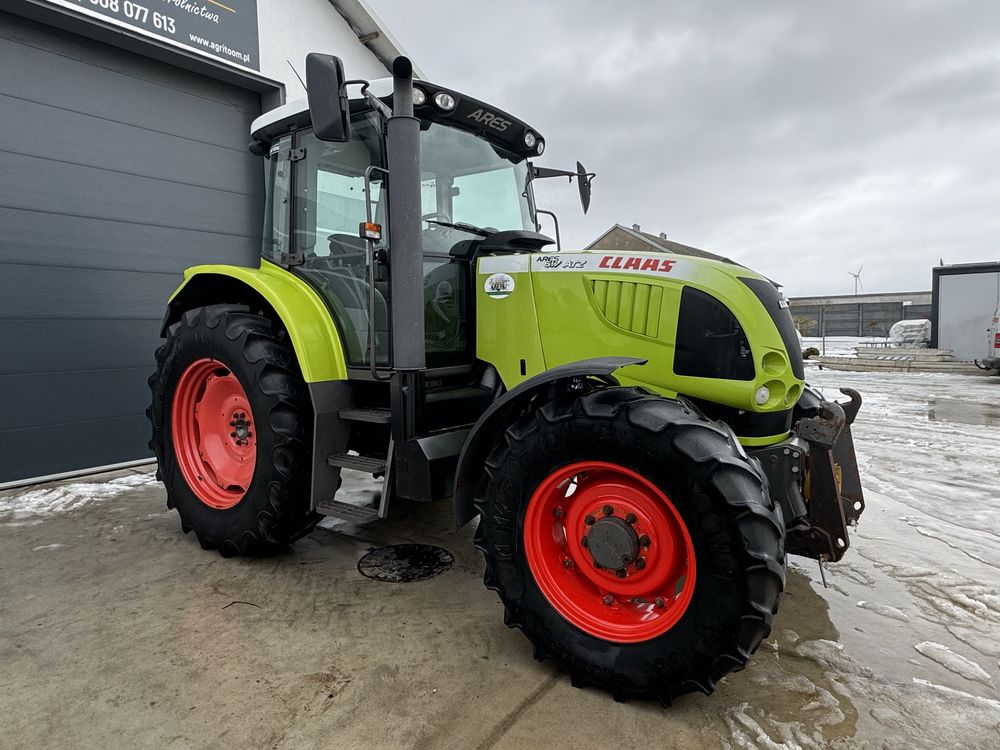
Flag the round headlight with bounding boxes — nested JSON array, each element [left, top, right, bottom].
[[523, 131, 537, 149], [754, 386, 770, 406], [433, 92, 457, 111], [536, 140, 545, 155], [412, 86, 427, 106]]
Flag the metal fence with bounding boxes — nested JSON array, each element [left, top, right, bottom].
[[789, 302, 932, 337]]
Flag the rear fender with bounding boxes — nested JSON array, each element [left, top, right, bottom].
[[163, 262, 348, 383], [452, 356, 646, 527]]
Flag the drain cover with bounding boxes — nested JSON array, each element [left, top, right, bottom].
[[357, 544, 454, 583]]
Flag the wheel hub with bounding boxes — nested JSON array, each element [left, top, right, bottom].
[[585, 516, 639, 571], [171, 358, 256, 510], [522, 461, 697, 643]]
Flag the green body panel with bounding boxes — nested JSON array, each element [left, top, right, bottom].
[[476, 251, 803, 442], [168, 260, 349, 382]]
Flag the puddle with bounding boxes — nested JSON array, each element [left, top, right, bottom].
[[927, 398, 1000, 427]]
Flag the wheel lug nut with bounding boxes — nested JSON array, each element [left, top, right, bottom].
[[563, 559, 572, 569], [553, 507, 563, 518], [230, 432, 237, 438], [635, 558, 647, 570], [625, 512, 637, 524], [602, 505, 614, 516], [603, 595, 613, 605], [615, 569, 626, 578], [585, 515, 595, 526], [639, 535, 651, 548], [654, 597, 665, 608], [581, 536, 588, 548]]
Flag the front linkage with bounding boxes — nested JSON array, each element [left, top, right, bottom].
[[751, 387, 865, 562]]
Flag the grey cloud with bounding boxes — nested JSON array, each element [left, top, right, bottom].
[[373, 0, 1000, 294]]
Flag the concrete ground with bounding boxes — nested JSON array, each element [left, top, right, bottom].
[[2, 368, 999, 748]]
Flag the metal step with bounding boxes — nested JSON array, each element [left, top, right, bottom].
[[315, 499, 379, 524], [339, 407, 392, 424], [328, 453, 386, 474]]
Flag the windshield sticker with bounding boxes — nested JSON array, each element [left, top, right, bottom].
[[485, 273, 515, 299]]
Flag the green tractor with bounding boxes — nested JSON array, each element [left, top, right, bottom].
[[148, 55, 866, 703]]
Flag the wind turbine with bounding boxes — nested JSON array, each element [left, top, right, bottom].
[[848, 265, 863, 295]]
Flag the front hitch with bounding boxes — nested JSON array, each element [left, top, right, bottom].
[[785, 388, 866, 562]]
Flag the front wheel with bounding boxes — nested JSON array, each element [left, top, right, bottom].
[[148, 304, 318, 556], [474, 387, 786, 703]]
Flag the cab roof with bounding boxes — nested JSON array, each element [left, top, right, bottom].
[[249, 78, 544, 162]]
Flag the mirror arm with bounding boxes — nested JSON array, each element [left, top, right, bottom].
[[347, 79, 392, 120]]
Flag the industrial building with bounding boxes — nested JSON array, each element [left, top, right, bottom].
[[787, 291, 932, 338], [0, 0, 412, 485]]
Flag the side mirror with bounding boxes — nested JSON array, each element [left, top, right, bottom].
[[306, 53, 351, 142], [576, 161, 592, 214]]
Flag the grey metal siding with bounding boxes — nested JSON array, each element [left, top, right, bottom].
[[0, 12, 264, 483]]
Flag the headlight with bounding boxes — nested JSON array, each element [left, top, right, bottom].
[[433, 92, 457, 111], [754, 386, 770, 406], [412, 86, 427, 105], [536, 140, 545, 155], [523, 131, 537, 149]]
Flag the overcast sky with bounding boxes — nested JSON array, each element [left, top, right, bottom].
[[372, 1, 1000, 296]]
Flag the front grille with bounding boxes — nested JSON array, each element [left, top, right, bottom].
[[590, 279, 663, 337]]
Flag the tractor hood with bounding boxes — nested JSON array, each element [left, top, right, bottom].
[[475, 249, 804, 437]]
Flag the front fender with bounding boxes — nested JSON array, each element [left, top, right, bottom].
[[165, 261, 348, 382], [452, 356, 646, 527]]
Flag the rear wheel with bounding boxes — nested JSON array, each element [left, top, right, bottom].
[[474, 386, 786, 703], [148, 305, 318, 556]]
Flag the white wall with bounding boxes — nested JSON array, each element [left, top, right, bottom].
[[257, 0, 388, 101], [938, 271, 1000, 360]]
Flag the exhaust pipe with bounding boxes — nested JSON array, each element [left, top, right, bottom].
[[386, 56, 424, 373], [386, 57, 425, 446]]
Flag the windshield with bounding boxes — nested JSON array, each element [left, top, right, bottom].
[[418, 122, 534, 251]]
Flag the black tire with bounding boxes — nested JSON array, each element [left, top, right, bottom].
[[147, 304, 319, 556], [474, 386, 786, 703]]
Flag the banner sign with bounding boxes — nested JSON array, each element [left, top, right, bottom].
[[44, 0, 261, 71]]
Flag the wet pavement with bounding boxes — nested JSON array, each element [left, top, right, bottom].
[[1, 367, 999, 748]]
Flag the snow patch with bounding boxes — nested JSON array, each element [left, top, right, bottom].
[[856, 600, 909, 622], [32, 543, 66, 551], [0, 472, 158, 523], [723, 703, 826, 750], [913, 642, 992, 685]]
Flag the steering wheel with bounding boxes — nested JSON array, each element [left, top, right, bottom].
[[421, 211, 452, 229]]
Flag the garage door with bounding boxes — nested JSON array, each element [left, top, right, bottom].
[[0, 12, 265, 484]]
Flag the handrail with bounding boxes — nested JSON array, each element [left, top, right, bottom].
[[536, 209, 561, 251], [363, 165, 391, 381]]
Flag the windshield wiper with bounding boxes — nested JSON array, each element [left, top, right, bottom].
[[426, 220, 492, 237]]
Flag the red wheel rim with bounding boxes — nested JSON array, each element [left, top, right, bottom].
[[170, 358, 256, 510], [523, 461, 696, 643]]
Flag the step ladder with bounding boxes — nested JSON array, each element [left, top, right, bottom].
[[316, 407, 394, 524]]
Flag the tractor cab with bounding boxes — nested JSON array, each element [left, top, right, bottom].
[[251, 72, 553, 374]]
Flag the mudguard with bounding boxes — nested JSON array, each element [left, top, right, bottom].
[[452, 356, 646, 527], [163, 261, 349, 383]]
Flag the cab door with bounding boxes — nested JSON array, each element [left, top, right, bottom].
[[292, 113, 391, 368]]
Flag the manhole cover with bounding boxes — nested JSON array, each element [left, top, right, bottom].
[[357, 544, 454, 583]]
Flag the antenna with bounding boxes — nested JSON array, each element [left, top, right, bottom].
[[848, 265, 863, 295], [287, 59, 308, 92]]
